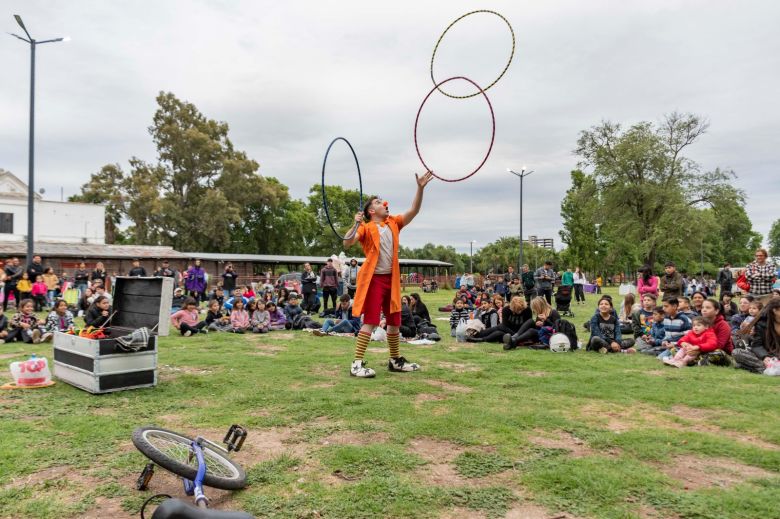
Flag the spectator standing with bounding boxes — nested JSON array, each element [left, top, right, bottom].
[[520, 264, 536, 302], [91, 261, 108, 290], [503, 266, 518, 284], [73, 262, 90, 297], [319, 259, 339, 312], [42, 267, 59, 309], [300, 263, 318, 314], [3, 257, 22, 311], [745, 248, 777, 304], [26, 255, 45, 284], [561, 268, 574, 287], [534, 261, 555, 305], [637, 266, 659, 298], [184, 259, 207, 303], [220, 263, 239, 293], [573, 267, 587, 305], [716, 264, 733, 300], [659, 262, 683, 298], [128, 259, 147, 277], [154, 259, 178, 287], [344, 258, 360, 298]]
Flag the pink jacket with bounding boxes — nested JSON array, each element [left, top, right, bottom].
[[230, 309, 250, 329], [171, 309, 200, 328], [637, 276, 659, 296], [31, 282, 48, 296]]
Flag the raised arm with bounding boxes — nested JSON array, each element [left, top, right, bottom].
[[402, 171, 434, 227], [343, 213, 363, 248]]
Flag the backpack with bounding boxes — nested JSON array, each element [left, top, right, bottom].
[[554, 319, 579, 350], [292, 313, 321, 330]]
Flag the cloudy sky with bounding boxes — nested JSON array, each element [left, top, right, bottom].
[[2, 1, 778, 254]]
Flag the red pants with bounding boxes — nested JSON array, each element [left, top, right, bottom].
[[362, 274, 401, 327]]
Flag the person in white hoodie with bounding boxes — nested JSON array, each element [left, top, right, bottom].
[[573, 266, 588, 305]]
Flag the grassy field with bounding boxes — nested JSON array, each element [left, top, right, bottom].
[[1, 287, 779, 519]]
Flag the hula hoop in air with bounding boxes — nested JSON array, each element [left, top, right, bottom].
[[430, 10, 516, 99], [414, 76, 495, 183], [321, 137, 363, 240]]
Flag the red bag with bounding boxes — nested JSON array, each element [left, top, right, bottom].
[[736, 273, 750, 293]]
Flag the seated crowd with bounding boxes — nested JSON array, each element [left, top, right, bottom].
[[2, 250, 778, 376]]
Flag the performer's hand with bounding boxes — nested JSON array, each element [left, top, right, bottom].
[[416, 171, 434, 189], [354, 212, 363, 224]]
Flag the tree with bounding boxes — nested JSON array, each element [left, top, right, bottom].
[[305, 184, 368, 257], [573, 112, 747, 269], [69, 164, 126, 243], [559, 170, 599, 272], [769, 219, 780, 258]]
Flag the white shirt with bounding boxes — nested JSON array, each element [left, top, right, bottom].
[[374, 224, 393, 274]]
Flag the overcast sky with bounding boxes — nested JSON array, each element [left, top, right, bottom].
[[2, 1, 778, 254]]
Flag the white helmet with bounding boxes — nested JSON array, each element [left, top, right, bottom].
[[549, 333, 571, 353]]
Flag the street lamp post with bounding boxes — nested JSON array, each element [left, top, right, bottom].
[[507, 167, 534, 272], [469, 240, 477, 273], [9, 15, 67, 264]]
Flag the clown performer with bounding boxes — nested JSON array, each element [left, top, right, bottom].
[[343, 171, 435, 377]]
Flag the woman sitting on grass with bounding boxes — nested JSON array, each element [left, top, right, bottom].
[[696, 298, 734, 366], [503, 296, 561, 350], [468, 295, 530, 344], [171, 297, 208, 336], [409, 293, 432, 327], [690, 291, 706, 316], [734, 298, 780, 373], [85, 295, 113, 328], [586, 296, 636, 354], [229, 299, 251, 333]]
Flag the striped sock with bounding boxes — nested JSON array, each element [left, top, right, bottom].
[[387, 332, 400, 359], [354, 331, 371, 361]]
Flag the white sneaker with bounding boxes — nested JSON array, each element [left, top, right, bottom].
[[41, 332, 53, 343], [350, 360, 376, 378], [183, 330, 192, 337], [388, 356, 420, 372]]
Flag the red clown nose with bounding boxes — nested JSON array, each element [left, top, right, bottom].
[[382, 201, 388, 207]]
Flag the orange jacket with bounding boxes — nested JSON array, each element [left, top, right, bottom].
[[351, 215, 405, 318]]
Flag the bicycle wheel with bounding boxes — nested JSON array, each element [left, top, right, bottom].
[[132, 426, 247, 490]]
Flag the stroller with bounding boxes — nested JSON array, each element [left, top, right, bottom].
[[555, 285, 575, 317]]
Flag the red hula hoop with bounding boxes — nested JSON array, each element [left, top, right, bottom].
[[414, 76, 495, 183]]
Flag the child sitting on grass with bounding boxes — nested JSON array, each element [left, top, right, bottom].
[[229, 299, 250, 333], [171, 297, 208, 336], [251, 301, 270, 333], [7, 299, 46, 343], [739, 301, 763, 333], [677, 297, 697, 320], [44, 299, 75, 340], [657, 297, 692, 360], [267, 302, 287, 331], [663, 316, 717, 368], [636, 306, 666, 354], [449, 298, 471, 337], [586, 296, 636, 353], [283, 294, 303, 329], [205, 299, 231, 332], [475, 298, 499, 328]]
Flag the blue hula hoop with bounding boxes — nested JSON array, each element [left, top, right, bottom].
[[321, 137, 363, 240]]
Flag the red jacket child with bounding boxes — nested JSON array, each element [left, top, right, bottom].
[[677, 327, 718, 353]]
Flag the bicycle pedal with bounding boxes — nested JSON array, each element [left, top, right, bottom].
[[136, 463, 155, 491], [223, 424, 248, 452]]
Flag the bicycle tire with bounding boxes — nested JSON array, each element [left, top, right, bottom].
[[132, 426, 247, 490]]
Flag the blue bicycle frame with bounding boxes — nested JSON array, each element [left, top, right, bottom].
[[182, 439, 209, 507]]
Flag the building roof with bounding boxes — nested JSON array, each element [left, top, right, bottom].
[[181, 252, 453, 268], [0, 241, 453, 268], [0, 241, 186, 259]]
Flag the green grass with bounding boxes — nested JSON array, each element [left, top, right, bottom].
[[0, 287, 778, 518]]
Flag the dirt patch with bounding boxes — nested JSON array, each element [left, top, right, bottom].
[[252, 343, 287, 356], [90, 407, 118, 417], [439, 507, 486, 519], [82, 496, 132, 519], [264, 333, 295, 340], [309, 365, 342, 377], [643, 370, 669, 377], [158, 365, 214, 381], [657, 455, 775, 490], [505, 503, 579, 519], [415, 393, 447, 407], [235, 426, 309, 465], [527, 430, 594, 458], [408, 438, 468, 486], [320, 430, 390, 446], [436, 361, 481, 373], [424, 379, 473, 393], [519, 371, 547, 377], [2, 465, 71, 490], [367, 347, 388, 353], [0, 351, 25, 360]]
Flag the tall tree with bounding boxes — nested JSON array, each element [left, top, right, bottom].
[[559, 170, 599, 272], [68, 164, 126, 243], [769, 219, 780, 258], [574, 112, 746, 268]]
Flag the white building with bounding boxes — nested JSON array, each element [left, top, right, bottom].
[[0, 169, 106, 244]]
